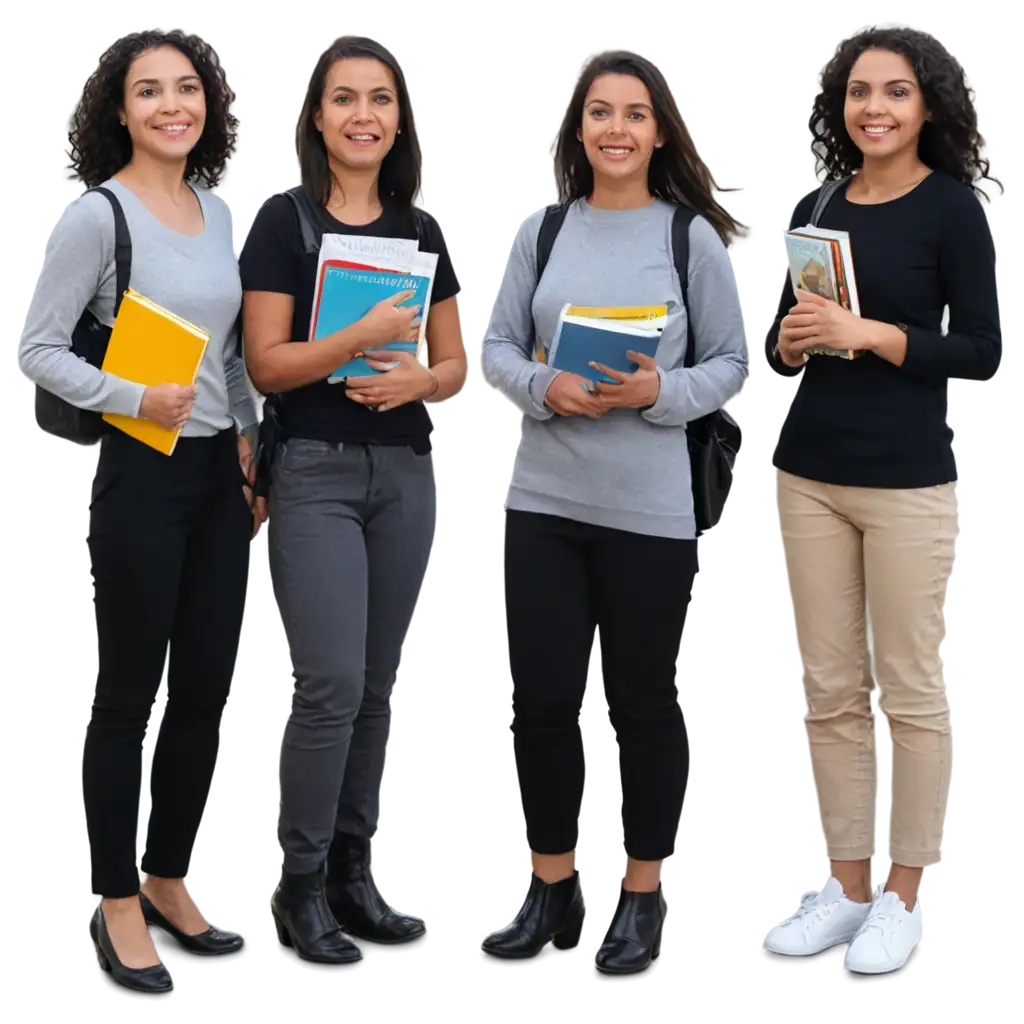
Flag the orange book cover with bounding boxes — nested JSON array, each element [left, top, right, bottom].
[[101, 289, 210, 455]]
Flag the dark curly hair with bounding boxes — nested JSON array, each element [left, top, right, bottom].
[[555, 50, 745, 246], [810, 26, 1001, 197], [68, 30, 238, 188]]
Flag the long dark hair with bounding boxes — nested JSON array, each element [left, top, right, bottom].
[[68, 30, 237, 189], [554, 50, 745, 245], [296, 35, 421, 210], [810, 26, 1001, 197]]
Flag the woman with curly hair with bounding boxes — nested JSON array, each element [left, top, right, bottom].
[[762, 26, 1001, 974], [18, 31, 257, 993]]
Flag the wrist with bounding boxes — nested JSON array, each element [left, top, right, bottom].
[[864, 319, 905, 352], [423, 368, 440, 400], [339, 321, 372, 360]]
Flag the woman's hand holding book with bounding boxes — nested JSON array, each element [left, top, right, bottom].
[[354, 290, 422, 349], [780, 290, 869, 355], [139, 383, 196, 431]]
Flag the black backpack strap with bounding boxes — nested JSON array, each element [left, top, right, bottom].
[[524, 201, 571, 357], [412, 207, 430, 242], [809, 176, 848, 227], [88, 186, 132, 316], [536, 201, 571, 282], [282, 188, 321, 253], [671, 204, 698, 368]]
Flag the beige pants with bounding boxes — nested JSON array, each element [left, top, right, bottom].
[[777, 470, 959, 868]]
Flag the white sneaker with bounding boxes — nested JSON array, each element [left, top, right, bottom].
[[844, 886, 923, 974], [763, 877, 872, 956]]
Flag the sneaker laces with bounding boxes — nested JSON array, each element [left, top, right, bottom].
[[859, 895, 901, 939], [784, 891, 834, 927]]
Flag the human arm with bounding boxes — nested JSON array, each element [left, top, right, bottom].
[[480, 214, 561, 420], [224, 317, 259, 438], [17, 194, 147, 417], [345, 213, 468, 411], [634, 216, 749, 427], [765, 191, 819, 376], [898, 187, 1001, 380], [238, 197, 416, 393]]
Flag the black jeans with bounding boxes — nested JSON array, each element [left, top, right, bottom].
[[84, 429, 250, 897], [504, 511, 698, 862]]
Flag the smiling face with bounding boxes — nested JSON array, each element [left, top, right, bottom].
[[579, 73, 662, 185], [314, 57, 400, 172], [120, 45, 205, 164], [844, 48, 928, 163]]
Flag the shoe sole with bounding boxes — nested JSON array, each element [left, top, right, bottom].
[[273, 916, 362, 965], [481, 934, 580, 960], [338, 924, 426, 945], [843, 942, 925, 974], [844, 944, 918, 975], [765, 937, 860, 958]]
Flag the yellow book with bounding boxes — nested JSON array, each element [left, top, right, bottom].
[[565, 304, 668, 321], [101, 288, 210, 455]]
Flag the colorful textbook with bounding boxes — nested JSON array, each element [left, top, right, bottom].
[[307, 233, 439, 382], [784, 224, 861, 359], [545, 304, 666, 387], [101, 288, 209, 455]]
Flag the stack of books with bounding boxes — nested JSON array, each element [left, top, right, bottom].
[[783, 224, 861, 359], [543, 304, 666, 387], [101, 287, 209, 455], [308, 234, 438, 381]]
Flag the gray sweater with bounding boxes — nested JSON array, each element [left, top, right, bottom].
[[482, 198, 748, 539], [18, 178, 257, 437]]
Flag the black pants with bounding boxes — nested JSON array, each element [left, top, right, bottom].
[[84, 429, 250, 897], [504, 511, 698, 862]]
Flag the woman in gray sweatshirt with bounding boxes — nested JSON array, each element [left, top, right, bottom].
[[18, 30, 257, 994], [480, 50, 748, 975]]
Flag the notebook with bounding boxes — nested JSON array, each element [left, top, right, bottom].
[[101, 288, 209, 455], [547, 313, 662, 386], [310, 263, 433, 381]]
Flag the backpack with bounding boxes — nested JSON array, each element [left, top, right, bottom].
[[535, 200, 742, 535], [34, 187, 131, 445], [808, 176, 850, 227], [249, 187, 431, 498]]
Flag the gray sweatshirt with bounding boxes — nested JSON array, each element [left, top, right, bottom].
[[482, 198, 748, 539], [18, 178, 257, 436]]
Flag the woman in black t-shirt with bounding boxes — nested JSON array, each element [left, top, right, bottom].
[[761, 28, 1001, 975], [239, 35, 465, 965]]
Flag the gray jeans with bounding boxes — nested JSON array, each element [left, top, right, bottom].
[[268, 439, 436, 874]]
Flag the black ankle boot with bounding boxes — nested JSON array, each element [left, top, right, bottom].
[[89, 903, 173, 994], [481, 872, 585, 959], [271, 868, 362, 964], [594, 884, 666, 974], [325, 834, 425, 944]]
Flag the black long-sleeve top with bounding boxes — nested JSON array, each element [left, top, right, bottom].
[[765, 171, 1001, 488]]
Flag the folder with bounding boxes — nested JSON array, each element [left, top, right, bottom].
[[101, 288, 210, 455]]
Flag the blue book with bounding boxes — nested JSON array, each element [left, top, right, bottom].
[[548, 317, 661, 386], [311, 264, 430, 380]]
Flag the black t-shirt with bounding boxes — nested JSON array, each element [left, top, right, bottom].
[[765, 171, 1001, 488], [238, 189, 460, 450]]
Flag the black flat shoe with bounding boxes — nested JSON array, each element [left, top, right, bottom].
[[139, 892, 244, 956], [594, 884, 666, 975], [326, 834, 425, 944], [271, 868, 362, 965], [481, 871, 585, 959], [90, 904, 173, 994]]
